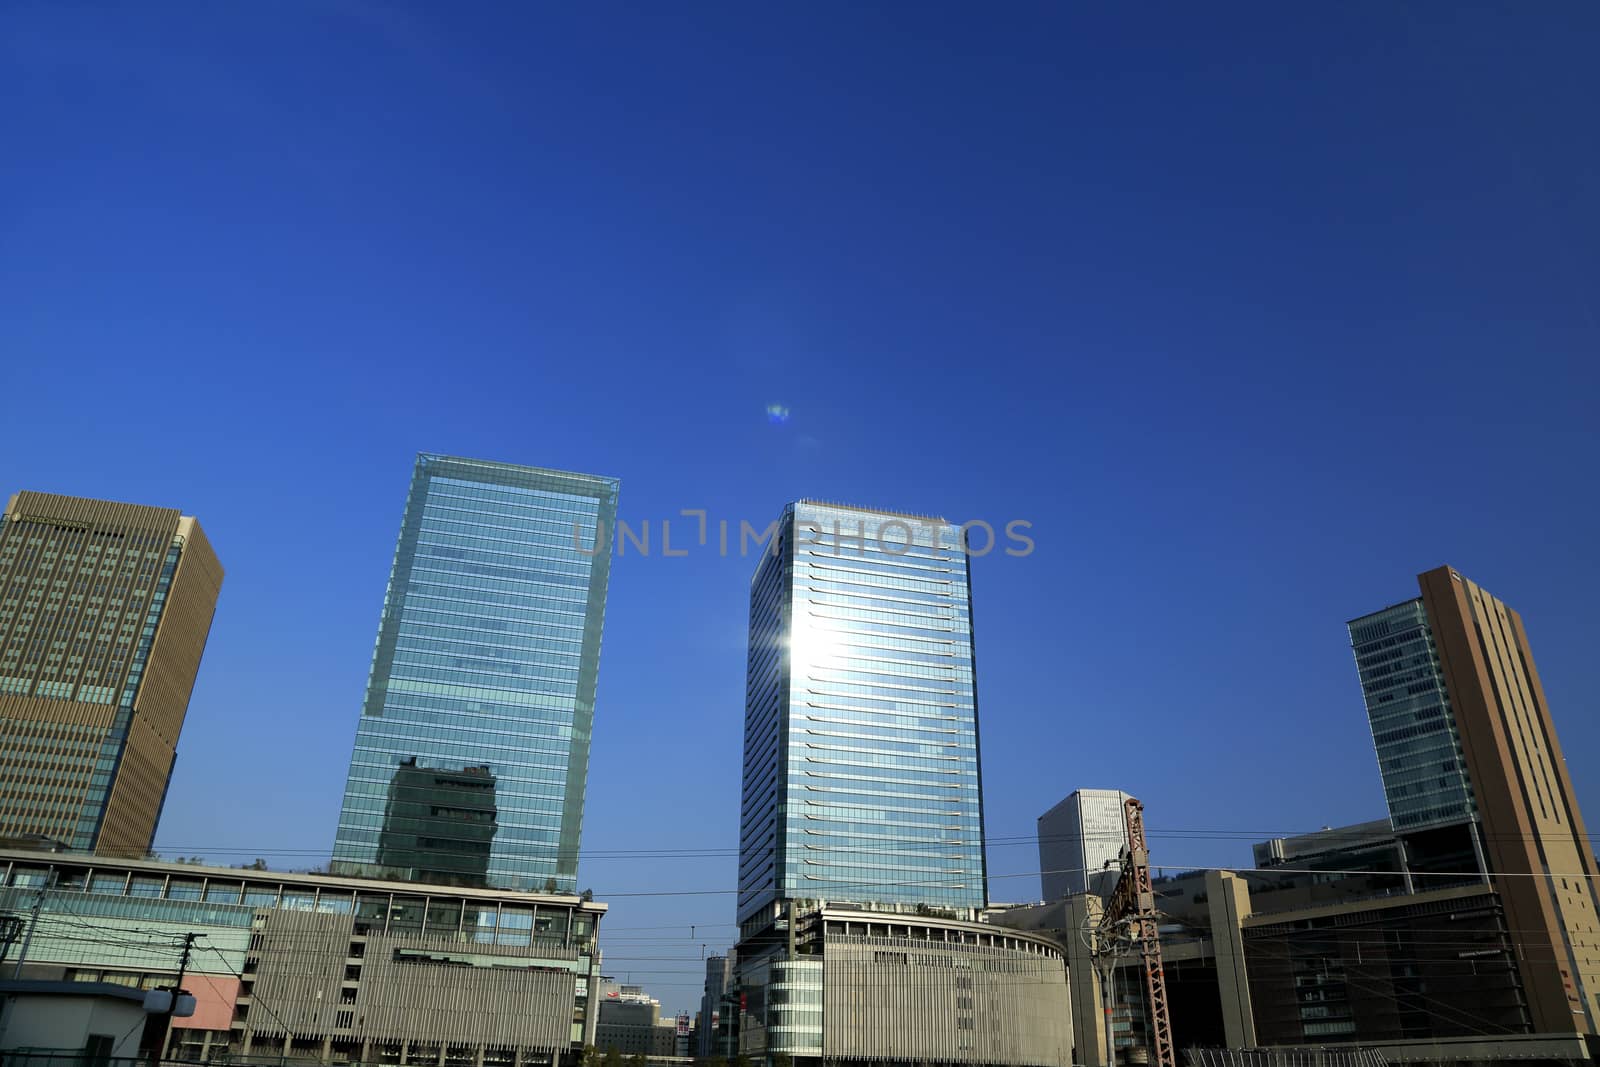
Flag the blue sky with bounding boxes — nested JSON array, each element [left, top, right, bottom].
[[3, 3, 1597, 1013]]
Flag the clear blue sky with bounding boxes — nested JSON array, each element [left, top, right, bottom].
[[3, 3, 1597, 1014]]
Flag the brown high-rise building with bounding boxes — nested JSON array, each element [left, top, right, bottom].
[[1349, 566, 1600, 1034], [0, 491, 222, 857]]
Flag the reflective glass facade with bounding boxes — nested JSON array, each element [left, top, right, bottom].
[[1348, 599, 1475, 831], [737, 501, 985, 923], [333, 454, 618, 893]]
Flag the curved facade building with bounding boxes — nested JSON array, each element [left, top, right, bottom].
[[738, 906, 1070, 1067]]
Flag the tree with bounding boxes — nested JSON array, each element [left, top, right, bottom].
[[580, 888, 594, 903], [545, 877, 560, 894], [577, 1047, 598, 1067], [603, 1048, 623, 1067], [771, 1055, 792, 1067], [732, 1055, 752, 1067], [626, 1055, 647, 1067]]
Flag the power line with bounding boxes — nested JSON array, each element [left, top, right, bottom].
[[9, 860, 1589, 904], [95, 822, 1600, 859]]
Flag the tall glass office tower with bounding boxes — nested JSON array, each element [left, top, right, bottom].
[[737, 500, 986, 928], [332, 454, 618, 893], [1347, 598, 1476, 833]]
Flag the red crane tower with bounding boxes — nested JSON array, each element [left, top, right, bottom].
[[1094, 796, 1175, 1067]]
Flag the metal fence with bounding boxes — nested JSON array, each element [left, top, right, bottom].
[[0, 1053, 335, 1067], [1185, 1049, 1388, 1067]]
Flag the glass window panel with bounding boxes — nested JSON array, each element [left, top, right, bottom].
[[88, 873, 127, 895], [315, 893, 353, 914], [9, 868, 48, 888], [389, 897, 426, 935], [356, 894, 390, 933], [426, 899, 463, 936]]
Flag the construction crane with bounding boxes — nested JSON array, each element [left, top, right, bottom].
[[1094, 796, 1175, 1067]]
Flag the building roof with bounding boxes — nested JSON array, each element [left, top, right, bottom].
[[0, 979, 149, 1005], [0, 847, 607, 914]]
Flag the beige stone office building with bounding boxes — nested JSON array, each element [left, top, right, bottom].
[[0, 491, 223, 858], [1349, 566, 1600, 1033]]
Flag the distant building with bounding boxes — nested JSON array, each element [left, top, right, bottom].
[[1348, 567, 1600, 1033], [1251, 819, 1407, 878], [0, 846, 605, 1064], [697, 955, 732, 1057], [1037, 789, 1131, 901], [332, 454, 620, 894], [0, 491, 223, 858], [594, 988, 676, 1059]]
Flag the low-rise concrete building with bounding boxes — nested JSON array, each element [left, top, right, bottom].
[[991, 842, 1584, 1065], [0, 980, 152, 1058], [0, 847, 606, 1066]]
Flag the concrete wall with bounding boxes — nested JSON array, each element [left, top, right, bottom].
[[822, 935, 1070, 1066], [0, 990, 147, 1058]]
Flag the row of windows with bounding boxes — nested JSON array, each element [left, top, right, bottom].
[[410, 550, 596, 592], [414, 532, 600, 576], [390, 648, 580, 681], [406, 574, 590, 614], [394, 627, 583, 660], [401, 591, 591, 630], [426, 477, 603, 515], [387, 664, 580, 700], [369, 698, 578, 737], [379, 677, 580, 712]]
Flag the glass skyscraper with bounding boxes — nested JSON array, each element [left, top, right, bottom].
[[1347, 598, 1476, 833], [332, 454, 618, 893], [737, 500, 986, 927]]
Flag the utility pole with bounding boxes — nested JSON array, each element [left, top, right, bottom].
[[1081, 911, 1129, 1067], [10, 867, 55, 979], [0, 916, 23, 968], [152, 932, 198, 1061]]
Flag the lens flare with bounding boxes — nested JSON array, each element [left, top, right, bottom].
[[766, 403, 791, 424]]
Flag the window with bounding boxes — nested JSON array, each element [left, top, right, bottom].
[[166, 879, 203, 901], [83, 1034, 114, 1066], [496, 908, 532, 946], [88, 873, 126, 895]]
